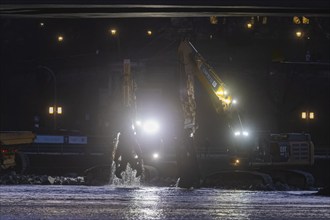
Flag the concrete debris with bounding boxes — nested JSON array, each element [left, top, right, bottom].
[[0, 172, 85, 185]]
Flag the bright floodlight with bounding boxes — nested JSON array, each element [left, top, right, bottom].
[[234, 131, 249, 138], [136, 120, 142, 126], [152, 153, 159, 159], [232, 99, 237, 105], [143, 119, 160, 134]]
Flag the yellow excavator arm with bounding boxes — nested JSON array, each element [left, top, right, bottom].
[[178, 39, 235, 134], [184, 40, 233, 111]]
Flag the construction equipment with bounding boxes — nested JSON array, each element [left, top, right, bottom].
[[177, 39, 241, 188], [0, 131, 35, 173], [177, 39, 315, 188], [112, 59, 143, 179]]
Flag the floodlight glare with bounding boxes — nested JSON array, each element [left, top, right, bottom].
[[234, 131, 241, 136], [136, 120, 142, 126], [143, 119, 160, 134], [152, 153, 159, 159]]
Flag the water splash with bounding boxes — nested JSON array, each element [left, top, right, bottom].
[[109, 162, 142, 187], [175, 178, 181, 187], [109, 132, 144, 187]]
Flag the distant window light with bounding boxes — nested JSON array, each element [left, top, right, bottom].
[[210, 16, 218, 25], [301, 112, 307, 119], [246, 22, 253, 29], [293, 16, 301, 24], [262, 17, 267, 24], [309, 112, 314, 119], [302, 16, 310, 24]]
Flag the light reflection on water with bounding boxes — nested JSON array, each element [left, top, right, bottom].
[[0, 185, 330, 220], [129, 187, 163, 220]]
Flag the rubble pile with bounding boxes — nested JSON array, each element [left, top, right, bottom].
[[0, 172, 85, 185]]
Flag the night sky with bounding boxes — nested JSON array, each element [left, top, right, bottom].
[[1, 16, 329, 148]]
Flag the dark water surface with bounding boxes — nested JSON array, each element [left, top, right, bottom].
[[1, 185, 330, 219]]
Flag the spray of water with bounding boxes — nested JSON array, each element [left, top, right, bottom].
[[109, 132, 143, 187], [109, 162, 142, 186]]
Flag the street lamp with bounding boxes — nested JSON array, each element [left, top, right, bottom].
[[49, 106, 62, 115], [301, 111, 315, 132], [37, 66, 58, 130], [109, 28, 121, 58], [110, 28, 117, 36], [49, 106, 63, 129], [57, 35, 64, 42], [295, 31, 303, 38], [301, 111, 315, 120]]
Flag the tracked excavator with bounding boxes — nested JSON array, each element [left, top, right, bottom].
[[109, 40, 314, 189], [0, 131, 35, 174], [177, 39, 315, 188]]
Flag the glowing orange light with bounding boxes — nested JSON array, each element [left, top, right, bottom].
[[110, 29, 117, 35], [296, 31, 303, 38], [57, 35, 64, 42]]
